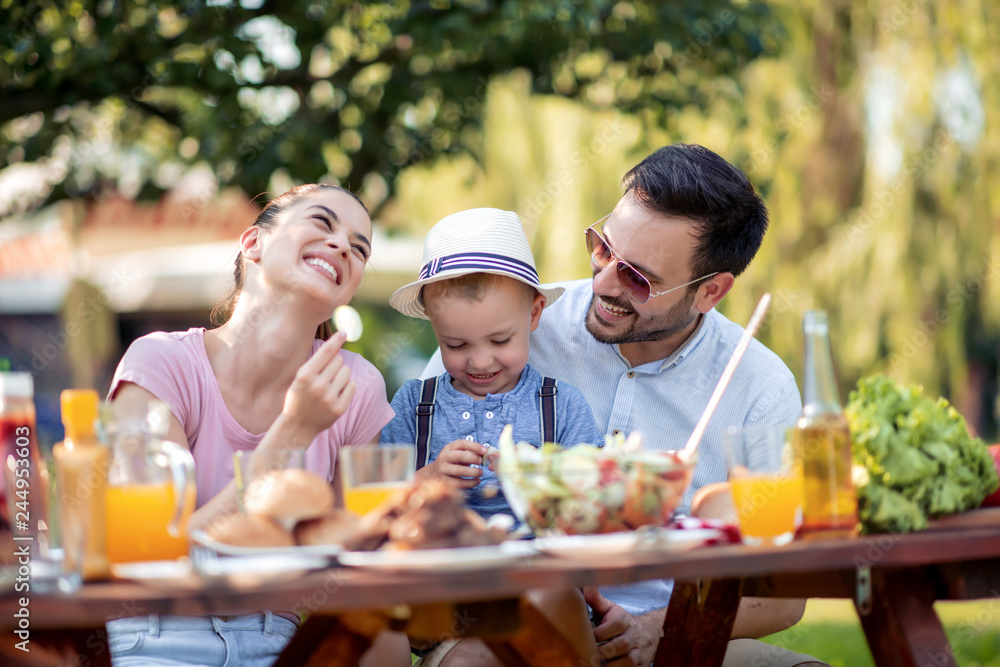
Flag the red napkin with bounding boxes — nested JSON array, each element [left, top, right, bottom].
[[668, 516, 741, 544]]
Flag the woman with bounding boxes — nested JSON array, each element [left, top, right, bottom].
[[105, 184, 398, 666]]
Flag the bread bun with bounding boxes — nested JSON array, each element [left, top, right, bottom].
[[294, 509, 361, 547], [205, 513, 294, 548], [243, 468, 334, 522]]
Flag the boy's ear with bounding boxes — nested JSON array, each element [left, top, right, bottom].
[[528, 293, 546, 331], [240, 226, 263, 261]]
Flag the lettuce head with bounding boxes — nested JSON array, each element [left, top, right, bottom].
[[846, 374, 1000, 534]]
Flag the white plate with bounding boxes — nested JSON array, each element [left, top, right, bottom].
[[190, 530, 344, 557], [338, 540, 537, 571], [196, 553, 329, 587], [110, 560, 202, 588], [531, 528, 722, 560], [112, 553, 329, 589]]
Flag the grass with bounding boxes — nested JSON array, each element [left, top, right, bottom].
[[759, 599, 1000, 667]]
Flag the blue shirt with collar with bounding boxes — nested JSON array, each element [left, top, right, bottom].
[[383, 363, 603, 520], [423, 278, 802, 615]]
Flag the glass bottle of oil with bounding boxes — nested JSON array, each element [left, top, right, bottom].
[[792, 310, 857, 537]]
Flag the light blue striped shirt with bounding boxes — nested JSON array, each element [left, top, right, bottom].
[[423, 278, 802, 615]]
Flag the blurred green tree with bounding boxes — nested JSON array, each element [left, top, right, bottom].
[[0, 0, 781, 214], [383, 1, 1000, 437], [720, 1, 1000, 435]]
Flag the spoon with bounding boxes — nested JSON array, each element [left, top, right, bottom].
[[333, 305, 363, 342]]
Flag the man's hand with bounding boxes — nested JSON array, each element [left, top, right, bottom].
[[583, 586, 665, 667], [417, 440, 487, 488]]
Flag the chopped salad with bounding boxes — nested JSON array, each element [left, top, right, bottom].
[[497, 426, 693, 535]]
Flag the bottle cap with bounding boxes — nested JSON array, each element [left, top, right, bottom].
[[61, 389, 100, 434], [0, 371, 34, 399], [803, 309, 830, 333]]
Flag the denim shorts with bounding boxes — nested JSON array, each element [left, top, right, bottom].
[[106, 612, 298, 667]]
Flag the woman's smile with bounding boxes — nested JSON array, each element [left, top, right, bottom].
[[304, 254, 342, 285]]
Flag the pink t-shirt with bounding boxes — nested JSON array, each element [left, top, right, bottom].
[[109, 328, 395, 507]]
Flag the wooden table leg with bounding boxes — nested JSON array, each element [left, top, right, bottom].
[[654, 578, 742, 667], [273, 612, 388, 667], [856, 568, 956, 667], [484, 591, 600, 667]]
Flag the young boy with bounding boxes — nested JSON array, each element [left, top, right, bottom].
[[381, 208, 603, 520]]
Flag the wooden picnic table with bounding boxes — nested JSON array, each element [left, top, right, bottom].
[[3, 510, 1000, 667]]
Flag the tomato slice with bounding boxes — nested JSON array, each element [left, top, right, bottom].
[[982, 444, 1000, 508]]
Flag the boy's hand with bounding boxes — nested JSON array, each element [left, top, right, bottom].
[[484, 446, 500, 471], [422, 440, 488, 488]]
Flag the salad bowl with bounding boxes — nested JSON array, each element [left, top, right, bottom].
[[497, 427, 695, 536]]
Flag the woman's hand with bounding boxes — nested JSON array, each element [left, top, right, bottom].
[[280, 333, 356, 443], [418, 440, 487, 488]]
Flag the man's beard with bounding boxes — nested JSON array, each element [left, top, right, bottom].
[[585, 288, 699, 345]]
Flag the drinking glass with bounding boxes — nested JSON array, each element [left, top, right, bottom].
[[723, 424, 803, 547], [233, 448, 307, 520], [56, 508, 86, 592], [340, 446, 414, 515], [236, 448, 305, 489]]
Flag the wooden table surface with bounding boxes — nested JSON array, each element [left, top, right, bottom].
[[3, 510, 1000, 667]]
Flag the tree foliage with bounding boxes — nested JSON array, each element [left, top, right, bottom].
[[386, 1, 1000, 437], [1, 0, 781, 214]]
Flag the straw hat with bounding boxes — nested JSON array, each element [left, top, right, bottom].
[[389, 208, 564, 319]]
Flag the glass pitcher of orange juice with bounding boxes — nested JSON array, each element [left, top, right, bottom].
[[105, 401, 196, 563]]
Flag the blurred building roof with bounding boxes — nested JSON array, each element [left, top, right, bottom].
[[0, 191, 422, 314]]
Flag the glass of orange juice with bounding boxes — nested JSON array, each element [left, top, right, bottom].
[[340, 445, 414, 515], [723, 424, 803, 547]]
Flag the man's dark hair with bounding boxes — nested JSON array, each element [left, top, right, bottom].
[[622, 144, 769, 281]]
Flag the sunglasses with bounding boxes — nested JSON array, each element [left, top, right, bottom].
[[585, 215, 719, 304]]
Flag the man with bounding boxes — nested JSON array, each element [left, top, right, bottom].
[[422, 144, 825, 666]]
